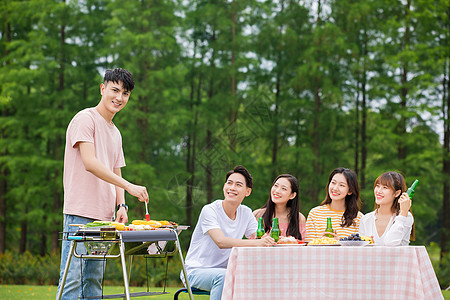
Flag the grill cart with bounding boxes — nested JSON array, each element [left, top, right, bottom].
[[57, 226, 194, 300]]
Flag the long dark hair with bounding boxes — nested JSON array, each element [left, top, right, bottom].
[[320, 167, 361, 228], [261, 174, 302, 240], [373, 171, 415, 240]]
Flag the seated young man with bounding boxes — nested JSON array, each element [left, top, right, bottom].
[[182, 165, 275, 300]]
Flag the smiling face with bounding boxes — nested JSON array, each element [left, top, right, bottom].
[[223, 172, 251, 204], [271, 177, 296, 206], [99, 80, 131, 118], [374, 183, 400, 207], [328, 173, 351, 202]]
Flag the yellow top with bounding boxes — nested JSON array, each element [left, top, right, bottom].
[[305, 205, 363, 242]]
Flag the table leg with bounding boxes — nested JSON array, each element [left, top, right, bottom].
[[176, 235, 193, 300], [119, 240, 130, 300], [56, 240, 76, 300], [127, 255, 133, 285]]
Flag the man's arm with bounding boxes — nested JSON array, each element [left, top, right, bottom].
[[79, 142, 149, 202], [208, 228, 275, 249], [114, 168, 128, 223]]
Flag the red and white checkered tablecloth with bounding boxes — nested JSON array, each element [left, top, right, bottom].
[[221, 246, 443, 300]]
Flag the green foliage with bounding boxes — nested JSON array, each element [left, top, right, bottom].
[[0, 0, 448, 269], [0, 250, 185, 287], [0, 251, 60, 285], [427, 243, 450, 289]]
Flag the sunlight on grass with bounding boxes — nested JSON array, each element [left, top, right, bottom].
[[1, 284, 448, 299], [0, 285, 210, 300]]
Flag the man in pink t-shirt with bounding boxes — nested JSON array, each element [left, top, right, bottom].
[[56, 68, 149, 299]]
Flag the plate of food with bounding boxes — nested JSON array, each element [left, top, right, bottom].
[[307, 237, 340, 246], [275, 236, 306, 246], [338, 240, 370, 247], [338, 233, 372, 246]]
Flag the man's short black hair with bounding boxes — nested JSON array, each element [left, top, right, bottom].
[[225, 165, 253, 188], [103, 68, 135, 91]]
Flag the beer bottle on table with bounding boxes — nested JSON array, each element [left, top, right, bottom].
[[406, 179, 419, 198], [257, 217, 265, 239], [270, 218, 280, 242], [325, 217, 334, 238]]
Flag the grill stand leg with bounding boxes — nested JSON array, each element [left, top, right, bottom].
[[176, 235, 193, 300], [119, 240, 131, 300], [56, 240, 75, 300], [127, 255, 133, 285]]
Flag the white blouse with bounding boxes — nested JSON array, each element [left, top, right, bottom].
[[359, 211, 414, 246]]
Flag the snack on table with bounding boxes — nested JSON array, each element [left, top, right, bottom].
[[308, 237, 338, 245], [127, 224, 154, 231], [277, 236, 299, 244], [132, 220, 162, 228], [110, 222, 125, 231], [360, 235, 374, 244]]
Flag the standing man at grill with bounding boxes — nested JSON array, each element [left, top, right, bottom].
[[56, 68, 149, 299], [182, 165, 276, 300]]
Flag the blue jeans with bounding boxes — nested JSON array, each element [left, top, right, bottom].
[[187, 268, 227, 300], [56, 214, 105, 300]]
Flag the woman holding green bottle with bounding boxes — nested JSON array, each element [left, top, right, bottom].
[[359, 171, 415, 246], [253, 174, 306, 241], [305, 167, 363, 242]]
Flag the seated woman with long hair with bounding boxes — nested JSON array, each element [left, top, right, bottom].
[[305, 167, 363, 241], [253, 174, 306, 241]]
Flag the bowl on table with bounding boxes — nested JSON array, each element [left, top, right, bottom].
[[338, 240, 370, 246]]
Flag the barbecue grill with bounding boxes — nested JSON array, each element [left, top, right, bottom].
[[57, 226, 194, 300]]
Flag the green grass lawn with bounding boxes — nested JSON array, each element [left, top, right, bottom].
[[0, 285, 209, 300], [0, 284, 449, 299]]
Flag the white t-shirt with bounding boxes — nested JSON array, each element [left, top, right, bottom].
[[63, 107, 125, 221], [359, 211, 414, 246], [184, 200, 257, 275]]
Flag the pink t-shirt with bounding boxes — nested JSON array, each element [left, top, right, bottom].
[[279, 222, 307, 241], [253, 208, 307, 241], [63, 108, 125, 221]]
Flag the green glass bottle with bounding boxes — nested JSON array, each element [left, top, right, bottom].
[[270, 218, 280, 242], [325, 217, 334, 238], [257, 217, 265, 239], [406, 179, 419, 198]]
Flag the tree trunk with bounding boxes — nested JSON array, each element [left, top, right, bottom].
[[206, 129, 213, 204], [311, 0, 322, 203], [41, 219, 48, 256], [205, 29, 216, 205], [272, 74, 280, 179], [442, 56, 450, 257], [19, 220, 27, 253], [398, 1, 410, 162], [354, 79, 360, 176], [229, 0, 237, 152], [185, 42, 201, 227], [0, 19, 11, 254], [312, 82, 320, 203], [361, 27, 368, 191], [51, 8, 66, 253]]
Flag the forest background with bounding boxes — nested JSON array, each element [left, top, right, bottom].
[[0, 0, 449, 288]]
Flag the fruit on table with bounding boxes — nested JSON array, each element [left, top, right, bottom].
[[309, 237, 338, 245], [340, 233, 363, 241], [339, 233, 373, 244]]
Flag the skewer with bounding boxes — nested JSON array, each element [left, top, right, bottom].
[[145, 201, 150, 221]]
